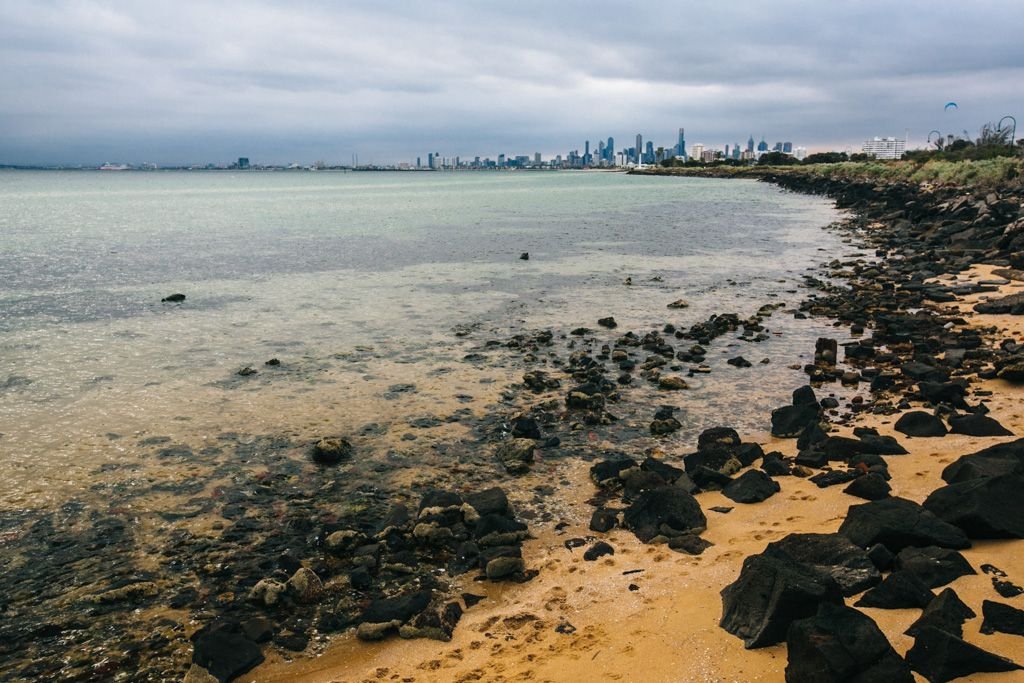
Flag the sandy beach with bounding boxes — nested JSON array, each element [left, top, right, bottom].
[[249, 267, 1024, 680]]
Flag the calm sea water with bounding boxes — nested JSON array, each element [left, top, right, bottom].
[[0, 169, 841, 510]]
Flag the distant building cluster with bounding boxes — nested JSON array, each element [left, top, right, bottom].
[[414, 127, 809, 170]]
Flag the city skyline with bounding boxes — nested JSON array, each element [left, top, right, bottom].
[[1, 1, 1022, 166]]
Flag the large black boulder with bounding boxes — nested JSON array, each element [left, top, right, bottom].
[[722, 470, 780, 504], [918, 381, 969, 409], [922, 473, 1024, 539], [894, 411, 948, 437], [771, 404, 821, 438], [906, 625, 1021, 682], [906, 588, 976, 638], [720, 554, 843, 648], [854, 571, 935, 609], [697, 426, 741, 451], [622, 486, 706, 543], [763, 533, 881, 597], [941, 438, 1024, 483], [838, 497, 970, 552], [785, 603, 914, 683], [981, 599, 1024, 636], [895, 546, 975, 588], [948, 413, 1013, 437], [843, 472, 891, 500], [191, 620, 265, 683]]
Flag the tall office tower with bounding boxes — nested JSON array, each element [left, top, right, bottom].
[[535, 152, 541, 164], [724, 144, 730, 158], [597, 140, 605, 162], [783, 141, 793, 154], [773, 142, 783, 152], [636, 134, 642, 163], [747, 135, 755, 152], [677, 128, 686, 157], [757, 138, 768, 152], [607, 137, 615, 162], [498, 153, 505, 167], [427, 153, 434, 169], [645, 141, 654, 163], [732, 145, 741, 160], [416, 157, 421, 168]]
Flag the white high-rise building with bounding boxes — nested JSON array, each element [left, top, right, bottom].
[[794, 146, 808, 161], [690, 143, 705, 160], [862, 137, 906, 160]]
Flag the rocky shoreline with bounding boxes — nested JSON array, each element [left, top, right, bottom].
[[4, 164, 1024, 682]]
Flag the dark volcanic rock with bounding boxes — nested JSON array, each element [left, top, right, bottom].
[[948, 413, 1014, 437], [895, 546, 975, 588], [981, 600, 1024, 636], [792, 385, 818, 406], [667, 533, 713, 555], [839, 497, 970, 552], [810, 469, 858, 489], [941, 439, 1024, 483], [597, 316, 617, 329], [906, 588, 976, 638], [720, 553, 844, 648], [359, 590, 433, 638], [854, 571, 936, 609], [162, 293, 186, 302], [771, 404, 821, 438], [894, 411, 948, 437], [843, 472, 891, 500], [923, 473, 1024, 539], [785, 603, 913, 683], [191, 621, 264, 683], [399, 601, 463, 642], [589, 508, 618, 533], [906, 626, 1021, 682], [763, 533, 881, 597], [622, 487, 706, 543], [974, 291, 1024, 314], [697, 426, 741, 451], [583, 541, 615, 561], [722, 470, 780, 504], [464, 487, 511, 518]]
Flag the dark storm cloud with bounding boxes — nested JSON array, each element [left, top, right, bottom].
[[1, 0, 1022, 164]]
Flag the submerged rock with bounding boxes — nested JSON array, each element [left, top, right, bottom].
[[311, 437, 353, 465], [191, 621, 264, 683], [161, 293, 186, 302]]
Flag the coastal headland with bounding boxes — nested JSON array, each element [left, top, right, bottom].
[[3, 159, 1024, 682]]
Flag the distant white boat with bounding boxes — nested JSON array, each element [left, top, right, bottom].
[[98, 163, 130, 171]]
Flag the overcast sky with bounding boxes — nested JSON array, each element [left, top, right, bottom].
[[1, 0, 1022, 165]]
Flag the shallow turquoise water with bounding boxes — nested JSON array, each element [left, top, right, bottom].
[[0, 169, 843, 506]]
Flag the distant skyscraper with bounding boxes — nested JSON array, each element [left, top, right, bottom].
[[416, 156, 421, 168], [773, 141, 783, 152], [607, 137, 615, 162], [747, 135, 755, 153], [636, 134, 642, 163], [783, 141, 793, 154], [535, 152, 542, 164], [757, 137, 768, 152], [676, 127, 686, 158], [724, 144, 730, 158], [237, 157, 250, 169], [645, 141, 654, 164]]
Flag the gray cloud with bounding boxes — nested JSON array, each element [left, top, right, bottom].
[[1, 0, 1022, 165]]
